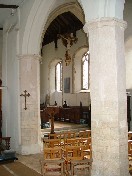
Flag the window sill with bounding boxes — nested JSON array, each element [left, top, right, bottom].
[[55, 90, 62, 93], [79, 89, 90, 93]]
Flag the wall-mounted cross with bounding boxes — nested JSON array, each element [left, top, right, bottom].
[[20, 90, 30, 110]]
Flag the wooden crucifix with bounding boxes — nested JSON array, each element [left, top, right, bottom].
[[46, 107, 59, 134], [20, 90, 30, 110]]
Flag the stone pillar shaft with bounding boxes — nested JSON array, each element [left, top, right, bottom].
[[18, 54, 41, 154], [84, 18, 129, 176]]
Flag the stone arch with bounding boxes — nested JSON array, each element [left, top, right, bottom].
[[21, 0, 56, 54], [72, 45, 88, 59], [21, 1, 85, 55]]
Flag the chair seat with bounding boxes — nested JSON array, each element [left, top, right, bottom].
[[40, 159, 65, 176], [70, 158, 93, 176]]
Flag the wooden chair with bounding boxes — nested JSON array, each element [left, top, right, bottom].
[[44, 147, 62, 160], [41, 147, 65, 176], [63, 132, 76, 139], [128, 140, 132, 154], [128, 132, 132, 140], [48, 133, 58, 139], [66, 138, 83, 147], [77, 137, 91, 160], [128, 140, 132, 174], [66, 139, 77, 146], [40, 159, 65, 176], [82, 143, 92, 160], [59, 132, 76, 148], [79, 131, 86, 138], [81, 137, 91, 144], [70, 158, 93, 176], [86, 130, 91, 138], [63, 145, 84, 173], [48, 133, 62, 139], [79, 130, 91, 138], [43, 139, 61, 148]]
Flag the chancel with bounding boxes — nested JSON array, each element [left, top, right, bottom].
[[0, 0, 132, 176], [59, 33, 78, 66]]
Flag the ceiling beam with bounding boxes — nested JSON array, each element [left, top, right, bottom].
[[42, 11, 83, 46], [0, 4, 19, 9]]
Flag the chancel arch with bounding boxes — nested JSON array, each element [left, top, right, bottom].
[[21, 1, 85, 55]]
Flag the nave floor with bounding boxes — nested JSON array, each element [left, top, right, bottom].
[[18, 121, 89, 174], [17, 153, 43, 174], [1, 122, 132, 175]]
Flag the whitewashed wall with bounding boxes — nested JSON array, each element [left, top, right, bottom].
[[1, 0, 37, 152], [41, 29, 90, 107], [124, 0, 132, 89], [2, 24, 20, 151], [19, 0, 35, 53], [124, 0, 132, 130]]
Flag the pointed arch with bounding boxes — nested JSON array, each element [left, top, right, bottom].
[[21, 1, 85, 55]]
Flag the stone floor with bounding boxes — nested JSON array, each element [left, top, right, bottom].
[[17, 153, 43, 174], [15, 121, 132, 175], [17, 121, 89, 174]]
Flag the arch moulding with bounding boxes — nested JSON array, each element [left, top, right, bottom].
[[40, 2, 85, 55], [22, 1, 85, 55]]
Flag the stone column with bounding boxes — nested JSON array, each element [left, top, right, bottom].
[[84, 18, 129, 176], [18, 54, 41, 155]]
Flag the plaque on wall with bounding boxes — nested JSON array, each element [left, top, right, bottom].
[[64, 77, 70, 93]]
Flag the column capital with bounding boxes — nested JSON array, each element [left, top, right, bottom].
[[17, 54, 42, 62], [83, 17, 127, 33]]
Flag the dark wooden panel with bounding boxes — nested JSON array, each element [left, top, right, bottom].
[[0, 80, 2, 137], [127, 92, 131, 131], [54, 106, 91, 125], [0, 4, 18, 8], [40, 109, 49, 123]]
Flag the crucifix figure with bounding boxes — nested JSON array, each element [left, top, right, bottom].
[[46, 107, 59, 134], [20, 90, 30, 110]]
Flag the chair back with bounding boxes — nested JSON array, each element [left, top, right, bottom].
[[44, 139, 61, 148], [44, 147, 62, 160], [64, 146, 84, 161]]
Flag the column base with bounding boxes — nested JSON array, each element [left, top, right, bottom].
[[17, 144, 41, 155]]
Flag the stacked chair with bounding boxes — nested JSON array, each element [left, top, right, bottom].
[[41, 130, 132, 175], [40, 147, 65, 176], [128, 132, 132, 173], [40, 130, 93, 176]]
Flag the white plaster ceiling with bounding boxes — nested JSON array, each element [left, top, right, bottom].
[[0, 0, 25, 28]]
